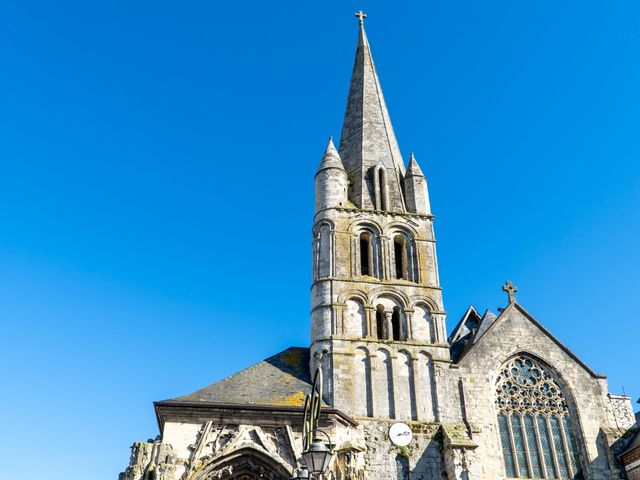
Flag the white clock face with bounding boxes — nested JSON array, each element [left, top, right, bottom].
[[389, 422, 413, 447]]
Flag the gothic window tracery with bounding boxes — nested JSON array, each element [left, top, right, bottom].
[[495, 355, 582, 479]]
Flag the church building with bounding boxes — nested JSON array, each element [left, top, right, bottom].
[[119, 14, 637, 480]]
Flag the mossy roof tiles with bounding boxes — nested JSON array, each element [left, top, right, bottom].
[[167, 347, 315, 407]]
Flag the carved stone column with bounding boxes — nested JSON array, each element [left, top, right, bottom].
[[384, 311, 393, 340], [404, 309, 414, 341], [364, 306, 375, 339]]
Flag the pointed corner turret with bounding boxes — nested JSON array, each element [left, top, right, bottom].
[[406, 152, 425, 177], [315, 136, 348, 213], [317, 136, 345, 173], [404, 152, 431, 215]]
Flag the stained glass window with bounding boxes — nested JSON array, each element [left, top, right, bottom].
[[551, 416, 570, 477], [525, 414, 543, 478], [495, 355, 582, 479], [498, 414, 517, 477], [562, 415, 581, 474], [538, 415, 557, 478], [511, 414, 530, 477]]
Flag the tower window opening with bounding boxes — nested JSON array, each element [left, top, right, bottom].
[[376, 305, 385, 340], [360, 232, 372, 276], [374, 165, 388, 211], [394, 235, 407, 280], [378, 168, 387, 210], [392, 307, 401, 341]]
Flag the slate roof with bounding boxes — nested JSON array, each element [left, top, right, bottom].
[[449, 307, 499, 361], [165, 347, 314, 407]]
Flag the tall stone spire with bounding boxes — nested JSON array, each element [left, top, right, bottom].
[[310, 14, 448, 419], [339, 14, 406, 211]]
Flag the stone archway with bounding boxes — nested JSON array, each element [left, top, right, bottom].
[[191, 448, 291, 480]]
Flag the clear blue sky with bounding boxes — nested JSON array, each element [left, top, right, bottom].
[[1, 1, 638, 478]]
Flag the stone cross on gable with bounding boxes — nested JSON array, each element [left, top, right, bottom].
[[355, 10, 367, 25], [502, 280, 518, 304]]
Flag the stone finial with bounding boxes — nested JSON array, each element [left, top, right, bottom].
[[502, 281, 518, 304], [355, 10, 367, 25]]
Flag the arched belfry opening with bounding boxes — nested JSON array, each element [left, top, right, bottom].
[[376, 304, 385, 340], [392, 306, 402, 341], [393, 235, 407, 280], [359, 232, 372, 276]]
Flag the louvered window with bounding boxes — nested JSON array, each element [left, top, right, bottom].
[[496, 356, 583, 479]]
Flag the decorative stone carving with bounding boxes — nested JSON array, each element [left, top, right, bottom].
[[496, 355, 568, 415], [184, 424, 296, 479], [119, 441, 177, 480], [442, 424, 479, 480], [609, 394, 636, 430], [334, 447, 366, 480]]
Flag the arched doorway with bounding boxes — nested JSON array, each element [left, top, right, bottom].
[[191, 448, 291, 480]]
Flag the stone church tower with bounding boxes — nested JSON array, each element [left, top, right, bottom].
[[310, 16, 448, 423], [119, 14, 638, 480]]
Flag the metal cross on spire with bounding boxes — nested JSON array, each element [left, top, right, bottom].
[[502, 280, 518, 304], [355, 10, 367, 25]]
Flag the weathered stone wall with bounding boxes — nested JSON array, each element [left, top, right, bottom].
[[310, 204, 450, 418], [609, 393, 636, 430], [325, 338, 451, 423], [119, 417, 470, 480], [119, 441, 177, 480], [359, 420, 447, 480]]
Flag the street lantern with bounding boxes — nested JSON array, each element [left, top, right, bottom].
[[302, 435, 333, 476]]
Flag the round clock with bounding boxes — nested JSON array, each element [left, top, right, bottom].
[[389, 422, 413, 447]]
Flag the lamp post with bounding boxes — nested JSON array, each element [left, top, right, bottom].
[[302, 430, 333, 477], [291, 367, 333, 480]]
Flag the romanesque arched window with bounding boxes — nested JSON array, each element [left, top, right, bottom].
[[393, 235, 407, 280], [495, 355, 582, 479], [359, 232, 372, 276], [392, 306, 402, 341], [376, 304, 386, 340]]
